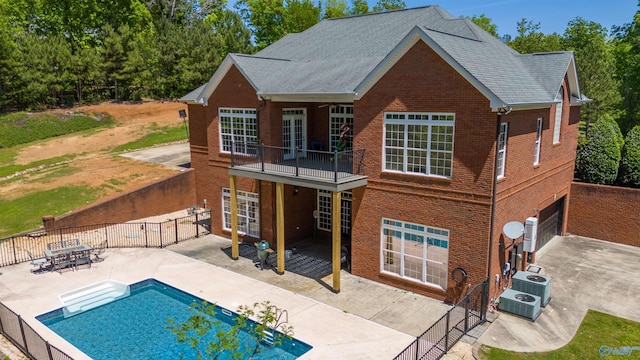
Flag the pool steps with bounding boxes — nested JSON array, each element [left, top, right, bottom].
[[59, 280, 130, 318]]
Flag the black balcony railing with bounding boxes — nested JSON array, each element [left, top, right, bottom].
[[230, 142, 365, 183]]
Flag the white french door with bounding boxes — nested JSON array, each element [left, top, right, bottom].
[[283, 108, 307, 160]]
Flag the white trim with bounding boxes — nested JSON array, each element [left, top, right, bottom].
[[219, 108, 257, 154], [257, 92, 354, 103], [497, 122, 508, 178], [553, 88, 563, 144], [222, 188, 260, 237], [534, 118, 543, 165], [382, 112, 455, 179], [380, 218, 449, 289], [317, 190, 352, 233], [330, 105, 354, 151], [282, 108, 307, 160]]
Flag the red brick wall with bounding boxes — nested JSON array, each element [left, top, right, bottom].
[[187, 42, 582, 302], [567, 182, 640, 247], [44, 170, 196, 230], [490, 78, 580, 295], [350, 41, 495, 300]]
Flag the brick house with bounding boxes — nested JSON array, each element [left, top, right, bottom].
[[180, 6, 588, 300]]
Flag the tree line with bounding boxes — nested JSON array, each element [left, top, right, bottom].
[[1, 1, 639, 140], [0, 0, 404, 111]]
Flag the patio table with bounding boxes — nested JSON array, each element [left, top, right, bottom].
[[45, 244, 93, 272]]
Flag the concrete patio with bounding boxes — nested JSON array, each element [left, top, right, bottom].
[[0, 233, 452, 360]]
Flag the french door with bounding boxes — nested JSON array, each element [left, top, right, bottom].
[[283, 109, 307, 160]]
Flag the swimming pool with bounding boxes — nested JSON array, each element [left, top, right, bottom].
[[37, 279, 312, 360]]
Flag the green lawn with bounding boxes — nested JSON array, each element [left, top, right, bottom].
[[0, 112, 113, 148], [479, 310, 640, 359], [0, 186, 102, 237], [112, 122, 188, 152]]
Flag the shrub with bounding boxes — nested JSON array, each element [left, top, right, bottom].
[[618, 125, 640, 187], [575, 117, 622, 185]]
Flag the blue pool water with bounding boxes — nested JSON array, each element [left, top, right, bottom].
[[37, 279, 312, 360]]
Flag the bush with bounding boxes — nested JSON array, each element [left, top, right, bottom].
[[618, 125, 640, 187], [575, 117, 622, 185]]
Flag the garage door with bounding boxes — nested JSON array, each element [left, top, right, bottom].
[[536, 197, 565, 250]]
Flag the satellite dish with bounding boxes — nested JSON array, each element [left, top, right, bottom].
[[503, 221, 525, 240]]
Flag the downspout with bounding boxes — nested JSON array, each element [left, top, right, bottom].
[[256, 95, 266, 240], [487, 106, 512, 281]]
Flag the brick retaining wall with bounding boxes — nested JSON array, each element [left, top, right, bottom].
[[43, 170, 196, 230], [567, 182, 640, 247]]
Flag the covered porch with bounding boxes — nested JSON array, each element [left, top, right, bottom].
[[227, 145, 367, 293]]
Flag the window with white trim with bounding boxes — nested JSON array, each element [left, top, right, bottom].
[[496, 122, 508, 178], [534, 118, 543, 165], [317, 190, 352, 234], [222, 188, 260, 237], [383, 112, 455, 178], [553, 88, 563, 144], [381, 218, 449, 289], [219, 108, 257, 154], [330, 105, 354, 151]]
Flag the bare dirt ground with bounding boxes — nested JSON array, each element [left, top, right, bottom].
[[1, 101, 188, 202]]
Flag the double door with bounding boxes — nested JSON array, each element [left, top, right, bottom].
[[283, 109, 307, 160]]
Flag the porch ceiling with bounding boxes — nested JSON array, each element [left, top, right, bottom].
[[229, 166, 367, 192]]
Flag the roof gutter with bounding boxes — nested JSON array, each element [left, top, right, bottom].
[[256, 91, 355, 103]]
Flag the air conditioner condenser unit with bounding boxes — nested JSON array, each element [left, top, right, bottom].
[[512, 270, 551, 306]]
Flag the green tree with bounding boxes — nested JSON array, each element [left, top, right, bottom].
[[320, 0, 348, 19], [349, 0, 369, 15], [283, 0, 320, 33], [235, 301, 294, 358], [563, 17, 622, 137], [372, 0, 405, 13], [236, 0, 320, 49], [576, 116, 623, 185], [100, 24, 135, 101], [469, 14, 499, 38], [175, 20, 226, 96], [618, 125, 640, 187], [236, 0, 288, 49], [612, 6, 640, 134], [71, 46, 103, 103], [0, 10, 17, 110], [167, 300, 294, 360], [508, 18, 564, 53]]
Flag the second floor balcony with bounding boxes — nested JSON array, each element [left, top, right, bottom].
[[229, 142, 368, 191]]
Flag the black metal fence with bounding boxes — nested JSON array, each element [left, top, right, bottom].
[[0, 302, 73, 360], [393, 278, 490, 360], [0, 210, 211, 360], [0, 210, 211, 268]]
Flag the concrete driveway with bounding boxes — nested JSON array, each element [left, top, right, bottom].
[[477, 235, 640, 352], [120, 142, 191, 169]]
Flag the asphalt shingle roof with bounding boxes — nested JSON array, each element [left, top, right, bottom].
[[183, 5, 581, 108]]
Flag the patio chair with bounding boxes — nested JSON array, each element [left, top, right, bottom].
[[72, 249, 92, 270], [27, 251, 49, 273], [93, 241, 107, 262], [52, 253, 73, 273]]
